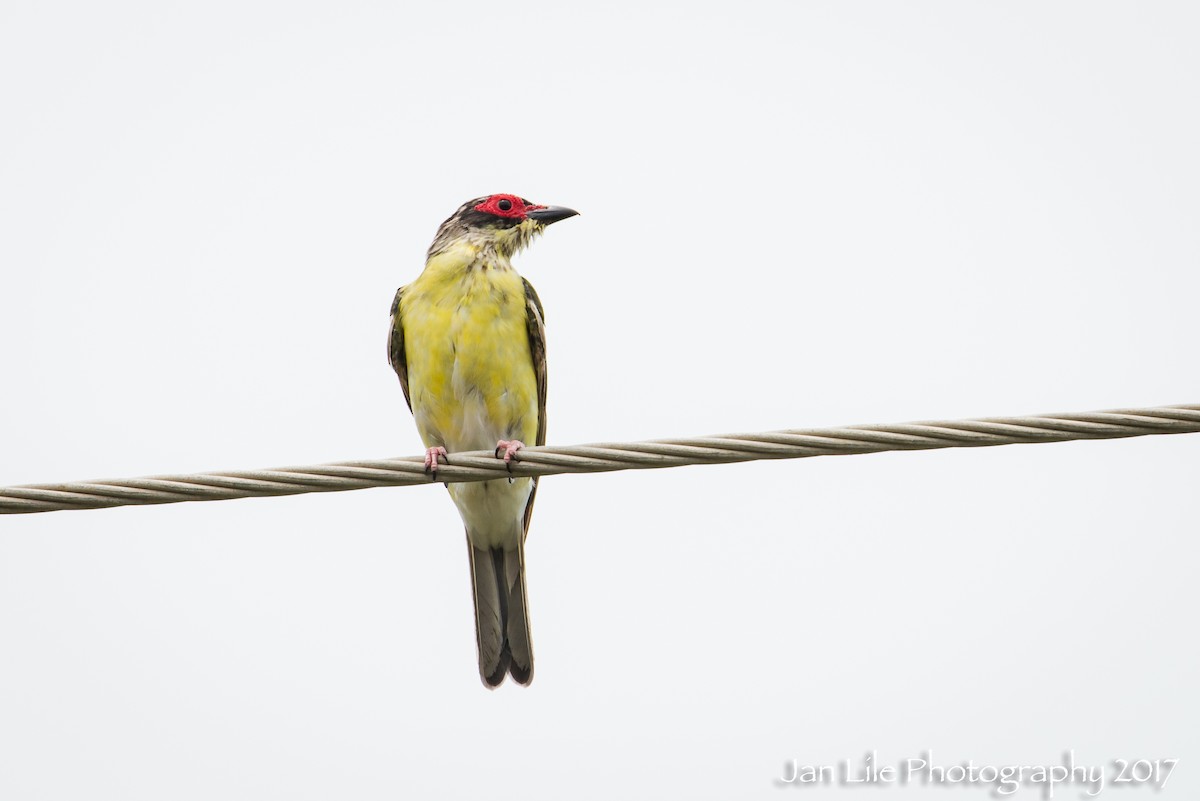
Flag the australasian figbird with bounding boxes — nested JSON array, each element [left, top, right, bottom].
[[388, 194, 578, 687]]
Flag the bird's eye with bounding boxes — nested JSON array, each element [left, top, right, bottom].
[[497, 198, 513, 211]]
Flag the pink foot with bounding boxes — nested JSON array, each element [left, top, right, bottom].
[[424, 446, 448, 475], [494, 439, 525, 472]]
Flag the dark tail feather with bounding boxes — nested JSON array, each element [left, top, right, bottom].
[[505, 542, 533, 685], [467, 538, 534, 687]]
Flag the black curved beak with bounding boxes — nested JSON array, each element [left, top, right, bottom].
[[526, 205, 579, 225]]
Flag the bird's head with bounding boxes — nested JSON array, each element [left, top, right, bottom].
[[427, 193, 579, 261]]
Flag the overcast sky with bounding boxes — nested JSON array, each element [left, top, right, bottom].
[[2, 1, 1198, 799]]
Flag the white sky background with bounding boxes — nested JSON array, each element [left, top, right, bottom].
[[1, 1, 1198, 798]]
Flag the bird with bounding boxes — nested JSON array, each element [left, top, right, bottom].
[[388, 194, 578, 687]]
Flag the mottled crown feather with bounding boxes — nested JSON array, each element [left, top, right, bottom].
[[426, 195, 544, 261]]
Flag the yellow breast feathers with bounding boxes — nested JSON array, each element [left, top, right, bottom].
[[398, 245, 539, 454]]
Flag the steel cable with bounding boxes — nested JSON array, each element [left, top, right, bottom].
[[2, 403, 1197, 515]]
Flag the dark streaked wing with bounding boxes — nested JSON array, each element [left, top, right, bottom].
[[521, 276, 548, 538], [387, 286, 412, 411], [521, 277, 548, 447]]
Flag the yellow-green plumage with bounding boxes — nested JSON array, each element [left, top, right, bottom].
[[400, 243, 540, 467], [388, 194, 571, 688]]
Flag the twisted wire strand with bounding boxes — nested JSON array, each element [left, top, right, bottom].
[[2, 403, 1197, 515]]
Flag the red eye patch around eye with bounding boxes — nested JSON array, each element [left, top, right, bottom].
[[474, 194, 538, 219]]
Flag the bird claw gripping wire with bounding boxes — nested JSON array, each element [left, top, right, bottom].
[[495, 439, 525, 481], [424, 446, 448, 477]]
